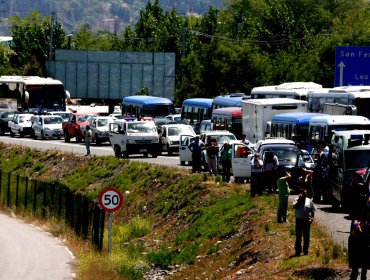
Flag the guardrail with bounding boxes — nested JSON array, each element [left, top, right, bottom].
[[0, 170, 105, 251]]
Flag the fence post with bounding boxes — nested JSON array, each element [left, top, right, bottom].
[[7, 172, 10, 207], [0, 168, 2, 201], [24, 177, 28, 209], [99, 208, 105, 251], [50, 182, 55, 216], [42, 182, 47, 218], [33, 180, 37, 213], [57, 185, 63, 218], [15, 174, 19, 207]]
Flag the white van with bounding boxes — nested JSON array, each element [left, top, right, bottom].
[[109, 120, 160, 158]]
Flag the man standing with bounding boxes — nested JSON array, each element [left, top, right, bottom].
[[188, 135, 204, 173], [277, 171, 291, 223], [220, 142, 232, 182], [85, 125, 93, 156], [205, 138, 219, 175], [293, 188, 316, 256], [250, 153, 263, 196]]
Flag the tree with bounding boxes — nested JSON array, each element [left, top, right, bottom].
[[9, 11, 65, 75]]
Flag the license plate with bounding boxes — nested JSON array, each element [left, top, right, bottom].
[[139, 149, 148, 153]]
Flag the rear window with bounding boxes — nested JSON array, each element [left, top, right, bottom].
[[260, 145, 299, 161]]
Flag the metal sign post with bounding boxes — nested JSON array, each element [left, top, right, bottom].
[[99, 187, 123, 255]]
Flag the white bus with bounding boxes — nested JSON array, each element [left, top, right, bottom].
[[307, 86, 370, 119], [250, 82, 322, 101], [308, 115, 370, 145], [0, 76, 70, 113], [242, 98, 308, 143]]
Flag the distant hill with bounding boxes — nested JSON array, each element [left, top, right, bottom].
[[0, 0, 224, 34]]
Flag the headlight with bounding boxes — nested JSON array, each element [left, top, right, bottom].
[[152, 137, 159, 143], [44, 128, 52, 131], [128, 139, 136, 144]]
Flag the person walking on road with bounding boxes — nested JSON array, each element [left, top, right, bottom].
[[220, 142, 232, 182], [84, 125, 92, 156], [293, 188, 316, 256], [188, 135, 204, 173], [277, 171, 291, 223], [205, 138, 219, 175], [250, 153, 263, 196]]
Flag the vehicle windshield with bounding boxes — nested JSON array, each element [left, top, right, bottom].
[[344, 149, 370, 169], [168, 126, 194, 136], [127, 122, 156, 133], [261, 146, 300, 162], [212, 134, 237, 143], [44, 117, 63, 124]]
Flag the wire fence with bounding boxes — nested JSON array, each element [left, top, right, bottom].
[[0, 169, 105, 251]]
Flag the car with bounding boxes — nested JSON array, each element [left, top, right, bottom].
[[87, 116, 117, 145], [32, 115, 64, 140], [154, 117, 176, 128], [0, 109, 18, 135], [217, 142, 254, 183], [8, 113, 35, 137], [255, 138, 296, 153], [47, 111, 72, 121], [165, 114, 182, 124], [258, 142, 301, 177], [159, 124, 196, 155]]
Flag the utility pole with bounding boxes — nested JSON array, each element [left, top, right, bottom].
[[49, 11, 55, 61]]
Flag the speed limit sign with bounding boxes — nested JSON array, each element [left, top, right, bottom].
[[99, 187, 123, 212]]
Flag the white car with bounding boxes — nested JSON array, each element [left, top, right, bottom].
[[87, 116, 117, 145], [165, 114, 182, 124], [159, 124, 195, 155], [8, 113, 35, 137], [179, 130, 239, 167], [32, 115, 64, 139], [218, 142, 254, 183]]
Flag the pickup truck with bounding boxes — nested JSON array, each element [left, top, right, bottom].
[[62, 112, 98, 143], [8, 113, 34, 137]]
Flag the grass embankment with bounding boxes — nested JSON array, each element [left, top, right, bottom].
[[0, 143, 351, 279]]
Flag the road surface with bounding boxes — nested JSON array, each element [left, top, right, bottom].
[[0, 213, 75, 280]]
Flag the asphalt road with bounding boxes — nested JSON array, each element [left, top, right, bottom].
[[0, 214, 75, 280]]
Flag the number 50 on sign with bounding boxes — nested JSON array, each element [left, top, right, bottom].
[[99, 187, 123, 212]]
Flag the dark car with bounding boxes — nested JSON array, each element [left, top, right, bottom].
[[0, 109, 19, 135], [258, 144, 301, 177]]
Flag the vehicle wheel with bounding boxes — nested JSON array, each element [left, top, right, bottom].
[[0, 127, 3, 136], [181, 161, 185, 166], [96, 137, 101, 146], [41, 131, 45, 140], [167, 144, 173, 156], [76, 134, 82, 143], [143, 153, 149, 158], [33, 132, 37, 139], [235, 177, 240, 183], [64, 131, 70, 143], [152, 153, 158, 158], [10, 131, 14, 137], [123, 151, 129, 158], [114, 145, 122, 158], [19, 131, 24, 138]]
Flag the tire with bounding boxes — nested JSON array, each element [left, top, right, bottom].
[[114, 145, 122, 158], [96, 137, 101, 146], [10, 131, 14, 137], [143, 153, 149, 158], [0, 127, 3, 136], [167, 144, 173, 156], [19, 131, 24, 138], [181, 161, 185, 166], [76, 133, 82, 143], [123, 151, 129, 158], [152, 153, 158, 158], [64, 131, 70, 143], [41, 131, 45, 140]]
